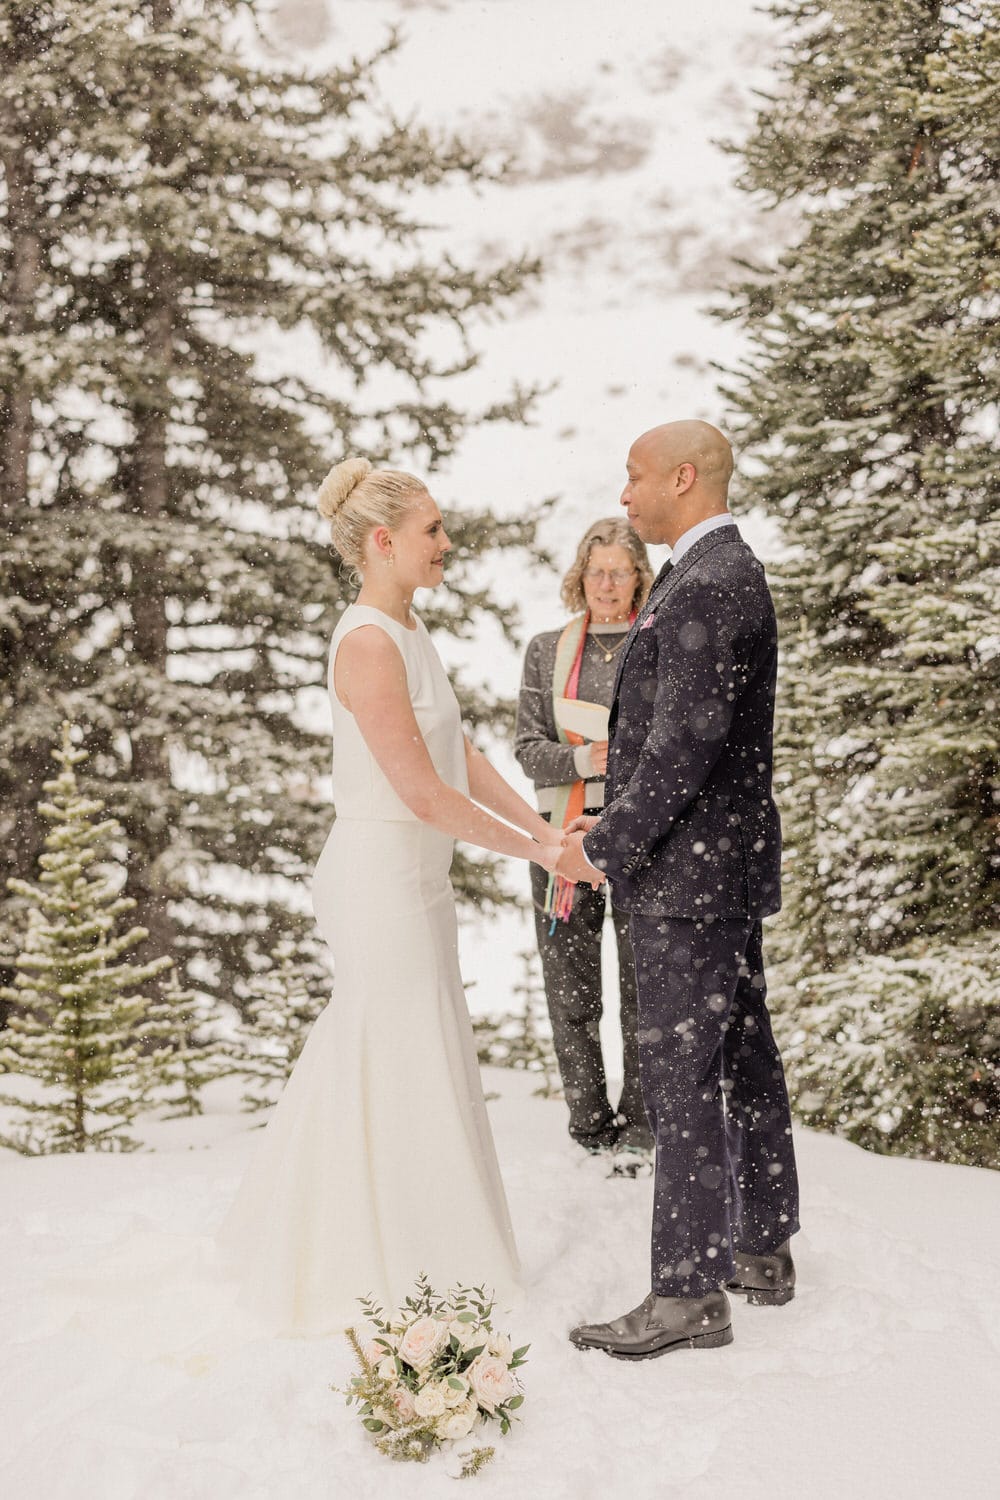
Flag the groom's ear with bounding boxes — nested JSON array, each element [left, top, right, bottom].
[[675, 462, 697, 494]]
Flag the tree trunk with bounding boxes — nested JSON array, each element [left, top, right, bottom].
[[125, 247, 176, 960], [0, 133, 41, 510], [122, 0, 180, 959], [0, 88, 46, 1009], [0, 156, 39, 509]]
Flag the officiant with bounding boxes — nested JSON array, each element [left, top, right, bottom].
[[515, 519, 654, 1155]]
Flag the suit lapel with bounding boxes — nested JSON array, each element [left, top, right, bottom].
[[609, 559, 673, 703], [609, 527, 743, 705]]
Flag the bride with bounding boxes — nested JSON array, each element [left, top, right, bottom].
[[218, 459, 565, 1335]]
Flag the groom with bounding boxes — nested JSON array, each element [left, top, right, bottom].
[[556, 420, 800, 1358]]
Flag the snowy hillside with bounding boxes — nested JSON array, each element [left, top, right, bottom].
[[267, 0, 787, 617], [3, 1068, 999, 1500], [260, 0, 794, 1023]]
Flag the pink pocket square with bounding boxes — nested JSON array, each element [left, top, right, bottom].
[[640, 613, 656, 629]]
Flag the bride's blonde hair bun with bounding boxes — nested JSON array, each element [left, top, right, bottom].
[[316, 457, 429, 570], [316, 457, 371, 520]]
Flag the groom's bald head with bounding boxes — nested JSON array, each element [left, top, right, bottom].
[[622, 420, 734, 547], [636, 421, 733, 496]]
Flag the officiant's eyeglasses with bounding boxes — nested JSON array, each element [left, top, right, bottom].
[[583, 567, 637, 584]]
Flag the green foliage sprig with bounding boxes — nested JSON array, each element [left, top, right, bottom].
[[337, 1274, 528, 1476]]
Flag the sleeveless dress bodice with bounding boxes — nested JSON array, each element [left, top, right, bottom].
[[328, 605, 468, 820]]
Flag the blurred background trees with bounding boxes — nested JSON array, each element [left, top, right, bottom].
[[3, 0, 997, 1165], [1, 0, 541, 1053], [724, 0, 1000, 1165]]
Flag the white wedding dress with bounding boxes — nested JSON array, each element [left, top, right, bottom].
[[218, 604, 520, 1334]]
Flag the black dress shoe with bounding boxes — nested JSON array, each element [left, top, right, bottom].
[[726, 1238, 795, 1306], [569, 1290, 733, 1360]]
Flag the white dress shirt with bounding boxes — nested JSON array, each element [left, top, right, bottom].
[[670, 512, 737, 564]]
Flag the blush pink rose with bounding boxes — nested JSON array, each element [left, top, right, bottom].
[[466, 1354, 517, 1413], [398, 1317, 449, 1373], [389, 1384, 417, 1424]]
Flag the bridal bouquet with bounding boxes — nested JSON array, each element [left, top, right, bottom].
[[341, 1274, 528, 1477]]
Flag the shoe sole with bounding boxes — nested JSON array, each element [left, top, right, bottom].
[[726, 1283, 795, 1307], [572, 1325, 734, 1360]]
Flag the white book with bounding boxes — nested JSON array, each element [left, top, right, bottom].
[[554, 697, 610, 741]]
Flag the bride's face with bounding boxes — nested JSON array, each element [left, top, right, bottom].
[[388, 493, 452, 589]]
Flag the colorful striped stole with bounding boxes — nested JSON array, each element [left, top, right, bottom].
[[542, 612, 590, 928]]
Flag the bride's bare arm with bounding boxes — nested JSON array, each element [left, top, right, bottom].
[[463, 736, 555, 844], [335, 627, 561, 867]]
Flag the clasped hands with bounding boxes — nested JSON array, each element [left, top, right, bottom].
[[536, 815, 604, 890]]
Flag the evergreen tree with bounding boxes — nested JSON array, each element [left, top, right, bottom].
[[145, 966, 221, 1117], [0, 4, 87, 948], [0, 0, 541, 1018], [722, 0, 1000, 1165], [0, 724, 173, 1153]]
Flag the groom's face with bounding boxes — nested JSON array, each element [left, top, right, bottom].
[[620, 437, 677, 545]]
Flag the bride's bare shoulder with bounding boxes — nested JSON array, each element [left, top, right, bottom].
[[335, 621, 406, 669], [333, 622, 408, 710]]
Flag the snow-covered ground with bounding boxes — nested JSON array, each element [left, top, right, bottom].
[[3, 1067, 1000, 1500], [8, 6, 997, 1497]]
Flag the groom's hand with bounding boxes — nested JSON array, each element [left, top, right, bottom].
[[566, 815, 599, 834], [556, 830, 604, 889]]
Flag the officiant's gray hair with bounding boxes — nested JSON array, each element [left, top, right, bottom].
[[316, 458, 429, 570], [561, 517, 653, 616]]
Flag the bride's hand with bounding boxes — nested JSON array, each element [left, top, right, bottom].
[[533, 836, 566, 874]]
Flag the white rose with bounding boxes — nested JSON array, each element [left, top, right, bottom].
[[389, 1384, 417, 1424], [413, 1383, 447, 1420], [437, 1398, 478, 1441], [377, 1355, 397, 1381], [466, 1354, 517, 1414], [398, 1317, 449, 1373], [441, 1376, 469, 1409], [487, 1331, 513, 1362], [448, 1318, 484, 1352], [362, 1339, 383, 1366]]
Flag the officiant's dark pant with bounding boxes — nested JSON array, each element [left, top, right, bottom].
[[629, 914, 800, 1298], [529, 859, 647, 1147]]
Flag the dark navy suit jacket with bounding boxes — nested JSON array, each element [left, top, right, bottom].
[[582, 525, 782, 918]]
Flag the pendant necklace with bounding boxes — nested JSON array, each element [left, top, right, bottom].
[[593, 630, 629, 664]]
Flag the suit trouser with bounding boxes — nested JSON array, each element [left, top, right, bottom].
[[628, 914, 800, 1297], [530, 858, 647, 1146]]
